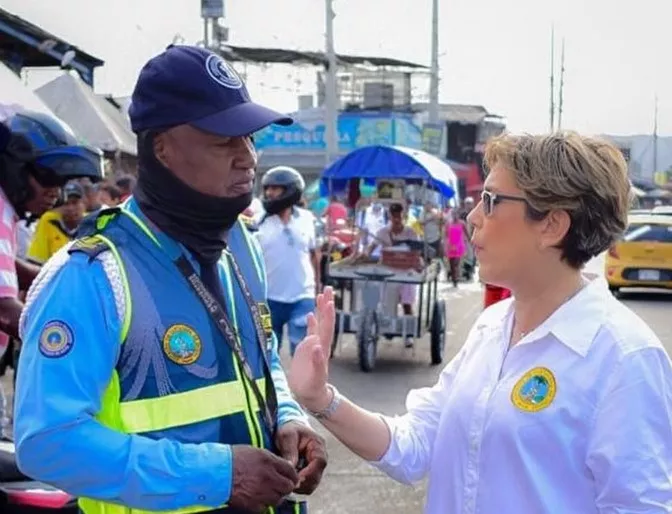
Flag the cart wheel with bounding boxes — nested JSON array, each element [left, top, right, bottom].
[[330, 312, 341, 359], [430, 299, 446, 365], [357, 310, 379, 372]]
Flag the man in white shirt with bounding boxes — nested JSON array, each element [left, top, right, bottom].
[[255, 166, 319, 356]]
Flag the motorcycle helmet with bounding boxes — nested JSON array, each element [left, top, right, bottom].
[[7, 110, 104, 185], [261, 165, 305, 215]]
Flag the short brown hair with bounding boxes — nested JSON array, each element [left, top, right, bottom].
[[484, 132, 632, 268]]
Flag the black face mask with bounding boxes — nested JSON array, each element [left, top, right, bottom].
[[134, 131, 252, 262]]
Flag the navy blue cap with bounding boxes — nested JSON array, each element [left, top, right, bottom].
[[128, 45, 293, 137]]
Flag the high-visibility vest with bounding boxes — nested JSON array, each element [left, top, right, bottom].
[[71, 204, 274, 514]]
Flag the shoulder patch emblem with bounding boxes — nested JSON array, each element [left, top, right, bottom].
[[511, 367, 556, 412], [39, 320, 74, 358], [68, 235, 110, 260], [163, 324, 202, 365]]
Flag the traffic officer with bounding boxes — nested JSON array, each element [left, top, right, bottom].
[[14, 45, 327, 514]]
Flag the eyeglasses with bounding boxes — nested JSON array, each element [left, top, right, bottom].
[[480, 190, 529, 216]]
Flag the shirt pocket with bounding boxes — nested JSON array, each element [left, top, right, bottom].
[[492, 374, 595, 456]]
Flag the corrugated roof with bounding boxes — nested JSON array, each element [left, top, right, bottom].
[[0, 8, 102, 72], [219, 45, 428, 69], [413, 103, 495, 124]]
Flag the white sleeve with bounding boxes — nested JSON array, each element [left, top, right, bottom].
[[368, 337, 473, 484], [586, 346, 672, 512], [306, 213, 317, 251]]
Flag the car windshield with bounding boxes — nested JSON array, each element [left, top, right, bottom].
[[623, 223, 672, 243]]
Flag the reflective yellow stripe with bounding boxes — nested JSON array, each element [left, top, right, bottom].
[[118, 378, 266, 434], [120, 208, 162, 247], [79, 496, 221, 514], [221, 253, 263, 448]]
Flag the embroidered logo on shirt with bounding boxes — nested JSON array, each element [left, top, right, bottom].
[[162, 324, 202, 365], [39, 320, 74, 358], [511, 367, 556, 412]]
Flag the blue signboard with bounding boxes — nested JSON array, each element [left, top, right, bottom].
[[255, 112, 422, 151]]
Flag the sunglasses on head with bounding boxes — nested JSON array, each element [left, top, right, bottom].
[[480, 190, 529, 216]]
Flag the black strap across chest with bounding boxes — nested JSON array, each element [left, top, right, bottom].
[[174, 251, 278, 440]]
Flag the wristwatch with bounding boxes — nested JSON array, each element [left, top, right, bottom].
[[306, 384, 341, 420]]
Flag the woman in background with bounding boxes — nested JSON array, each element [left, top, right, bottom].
[[444, 209, 467, 286]]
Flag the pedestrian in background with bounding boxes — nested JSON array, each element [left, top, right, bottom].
[[444, 209, 466, 286], [256, 166, 320, 357]]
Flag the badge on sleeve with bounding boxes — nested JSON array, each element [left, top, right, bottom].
[[511, 367, 556, 412], [39, 321, 74, 358], [163, 324, 202, 365]]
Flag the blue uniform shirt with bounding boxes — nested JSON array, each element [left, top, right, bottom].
[[13, 217, 308, 511]]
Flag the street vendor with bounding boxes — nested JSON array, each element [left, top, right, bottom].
[[366, 202, 419, 348]]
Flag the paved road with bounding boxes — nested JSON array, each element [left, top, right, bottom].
[[305, 278, 672, 514]]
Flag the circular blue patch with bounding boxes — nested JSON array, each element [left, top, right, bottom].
[[39, 321, 74, 358], [205, 54, 243, 89], [163, 324, 202, 365]]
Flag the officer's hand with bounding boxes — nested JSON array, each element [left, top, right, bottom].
[[275, 421, 328, 495], [229, 445, 298, 513], [288, 287, 335, 412]]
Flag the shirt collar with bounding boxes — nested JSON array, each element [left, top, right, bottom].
[[477, 275, 609, 357]]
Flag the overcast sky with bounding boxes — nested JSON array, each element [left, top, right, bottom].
[[4, 0, 669, 135]]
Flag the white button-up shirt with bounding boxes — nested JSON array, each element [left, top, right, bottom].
[[373, 277, 672, 513]]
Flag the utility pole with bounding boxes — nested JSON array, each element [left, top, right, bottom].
[[324, 0, 339, 166], [549, 25, 555, 132], [653, 93, 659, 173], [203, 18, 209, 48], [428, 0, 440, 124], [557, 37, 565, 130]]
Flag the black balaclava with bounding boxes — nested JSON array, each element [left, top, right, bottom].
[[133, 131, 252, 262]]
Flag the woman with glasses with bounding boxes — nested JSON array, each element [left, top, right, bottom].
[[288, 132, 672, 513]]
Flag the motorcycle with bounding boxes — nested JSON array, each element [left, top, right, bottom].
[[0, 441, 77, 513]]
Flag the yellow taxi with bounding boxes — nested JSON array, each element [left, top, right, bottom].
[[605, 214, 672, 293]]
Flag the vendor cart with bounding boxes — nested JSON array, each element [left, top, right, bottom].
[[321, 145, 459, 371]]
